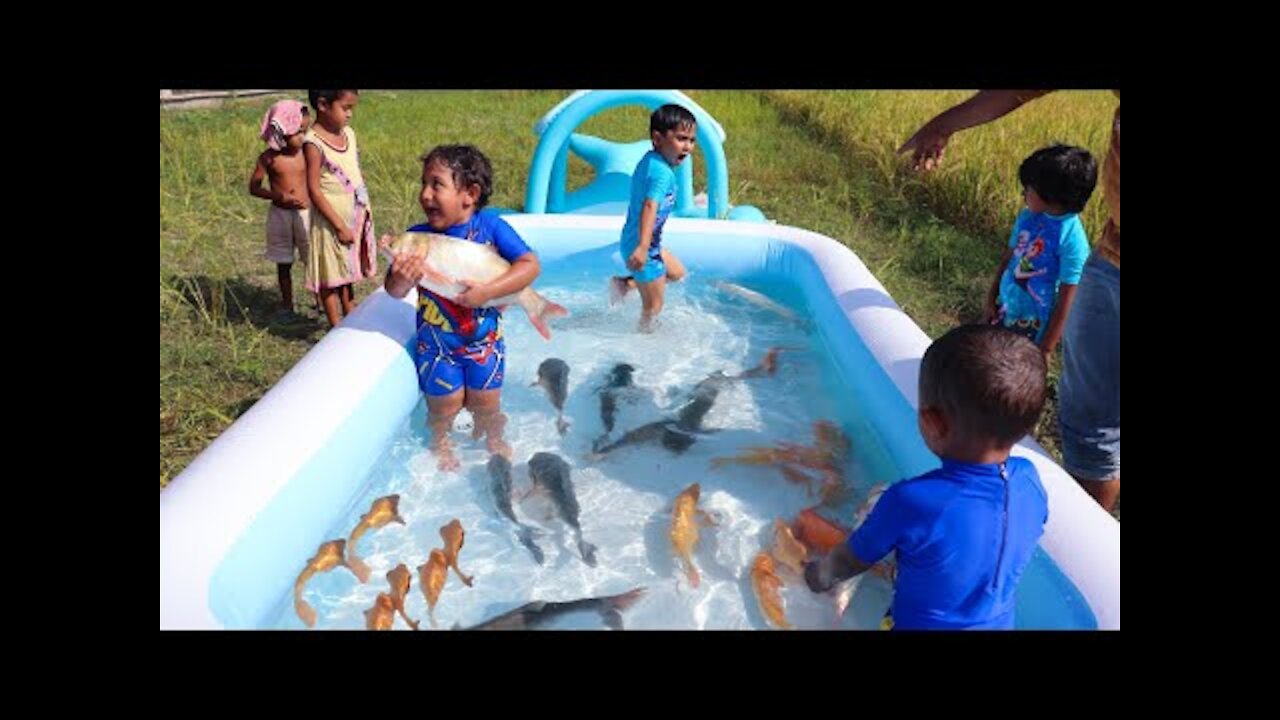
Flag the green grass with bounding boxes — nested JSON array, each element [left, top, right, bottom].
[[161, 90, 1117, 517]]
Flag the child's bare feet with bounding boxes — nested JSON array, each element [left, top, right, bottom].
[[432, 435, 460, 472], [486, 435, 513, 460], [436, 448, 460, 472]]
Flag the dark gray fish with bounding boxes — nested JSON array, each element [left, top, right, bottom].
[[674, 347, 789, 432], [598, 363, 636, 434], [590, 420, 696, 456], [487, 454, 545, 564], [532, 358, 571, 435], [527, 451, 598, 566], [457, 587, 647, 630]]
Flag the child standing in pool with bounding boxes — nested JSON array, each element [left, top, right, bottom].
[[608, 104, 694, 333], [384, 145, 554, 472]]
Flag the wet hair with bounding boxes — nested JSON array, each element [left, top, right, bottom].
[[650, 104, 697, 135], [420, 144, 494, 208], [919, 324, 1048, 447], [307, 89, 359, 111], [1019, 144, 1098, 214]]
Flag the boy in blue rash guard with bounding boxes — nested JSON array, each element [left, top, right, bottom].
[[609, 104, 693, 333], [384, 145, 542, 472], [805, 325, 1050, 630]]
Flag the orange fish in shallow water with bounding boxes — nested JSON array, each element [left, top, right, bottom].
[[439, 519, 475, 587], [750, 552, 791, 629], [771, 519, 808, 576], [385, 563, 420, 630], [792, 508, 851, 554], [670, 483, 708, 588], [811, 420, 851, 465], [418, 549, 449, 629], [708, 446, 788, 471], [346, 495, 406, 583], [364, 593, 397, 630], [293, 539, 355, 628]]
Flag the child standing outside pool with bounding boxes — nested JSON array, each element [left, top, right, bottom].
[[248, 99, 311, 315], [304, 89, 377, 327], [609, 104, 694, 333], [986, 144, 1097, 362]]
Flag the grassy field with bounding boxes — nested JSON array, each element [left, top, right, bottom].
[[160, 90, 1117, 519]]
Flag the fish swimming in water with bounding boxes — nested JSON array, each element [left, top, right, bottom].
[[591, 347, 790, 456], [595, 362, 637, 447], [293, 539, 355, 628], [791, 508, 851, 555], [487, 454, 545, 564], [385, 563, 420, 630], [710, 420, 851, 505], [458, 587, 647, 630], [346, 494, 406, 583], [381, 231, 569, 340], [674, 347, 791, 433], [670, 483, 714, 588], [590, 420, 696, 457], [712, 280, 804, 325], [771, 519, 809, 576], [439, 519, 475, 587], [750, 552, 791, 630], [364, 592, 397, 631], [417, 548, 449, 629], [531, 358, 571, 435], [527, 451, 598, 567]]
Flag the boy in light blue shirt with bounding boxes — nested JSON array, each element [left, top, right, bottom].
[[609, 104, 695, 332]]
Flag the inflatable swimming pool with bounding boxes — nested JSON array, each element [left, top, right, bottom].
[[160, 91, 1118, 630], [159, 214, 1119, 630]]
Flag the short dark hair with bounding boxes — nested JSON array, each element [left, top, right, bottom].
[[919, 324, 1047, 447], [1019, 144, 1098, 214], [650, 103, 697, 135], [307, 89, 358, 111], [420, 144, 494, 208]]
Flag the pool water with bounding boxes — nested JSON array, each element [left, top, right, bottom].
[[271, 240, 1096, 630]]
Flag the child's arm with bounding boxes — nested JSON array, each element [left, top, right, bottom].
[[304, 143, 354, 245], [627, 200, 660, 271], [385, 250, 427, 299], [248, 155, 278, 203], [1038, 284, 1078, 359], [986, 247, 1013, 322], [805, 541, 873, 593], [808, 483, 904, 592], [455, 252, 540, 308], [1040, 220, 1090, 358]]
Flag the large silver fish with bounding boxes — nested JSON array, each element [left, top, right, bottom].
[[382, 231, 568, 340]]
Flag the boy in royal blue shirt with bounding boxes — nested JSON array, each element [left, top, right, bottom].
[[805, 325, 1050, 630]]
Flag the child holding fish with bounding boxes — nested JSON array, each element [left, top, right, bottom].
[[804, 325, 1050, 630], [384, 144, 564, 471]]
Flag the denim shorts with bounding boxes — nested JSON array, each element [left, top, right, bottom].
[[1058, 253, 1120, 481]]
